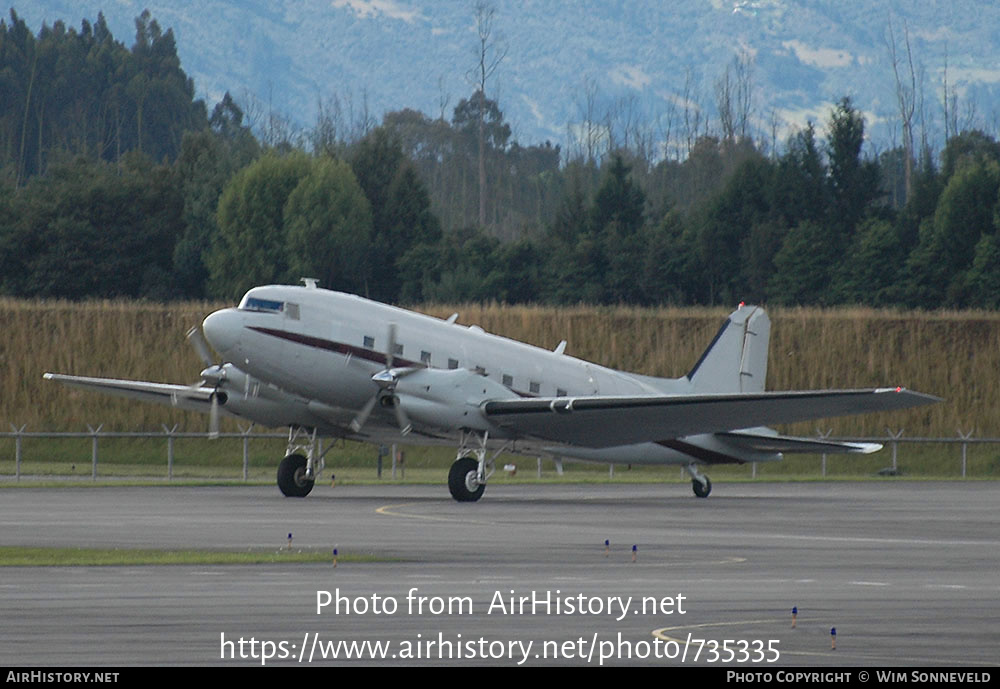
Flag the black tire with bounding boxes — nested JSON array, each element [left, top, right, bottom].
[[448, 457, 485, 502], [277, 453, 314, 497], [692, 476, 712, 498]]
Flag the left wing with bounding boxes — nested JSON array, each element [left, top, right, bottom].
[[483, 388, 939, 448], [43, 373, 213, 412]]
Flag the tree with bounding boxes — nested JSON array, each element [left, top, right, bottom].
[[0, 154, 183, 298], [285, 157, 372, 293], [966, 230, 1000, 308], [692, 153, 772, 304], [773, 123, 827, 227], [640, 211, 692, 305], [903, 158, 1000, 306], [173, 97, 260, 297], [826, 97, 880, 238], [769, 221, 838, 305], [714, 50, 754, 143], [206, 152, 312, 298], [351, 126, 440, 301], [469, 1, 507, 228], [886, 14, 918, 201], [0, 10, 206, 182], [590, 154, 647, 303], [831, 219, 904, 306]]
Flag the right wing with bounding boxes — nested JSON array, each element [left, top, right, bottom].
[[43, 373, 214, 413], [483, 388, 939, 449]]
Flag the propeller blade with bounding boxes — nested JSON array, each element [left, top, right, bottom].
[[208, 392, 220, 440], [349, 394, 379, 433], [393, 397, 412, 436], [187, 326, 215, 367], [385, 323, 397, 369]]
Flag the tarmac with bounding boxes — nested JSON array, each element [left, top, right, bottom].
[[1, 480, 998, 666]]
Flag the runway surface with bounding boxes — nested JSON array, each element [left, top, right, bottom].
[[1, 481, 998, 666]]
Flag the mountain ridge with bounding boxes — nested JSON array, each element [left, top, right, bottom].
[[13, 1, 1000, 152]]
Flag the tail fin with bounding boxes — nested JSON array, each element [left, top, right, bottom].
[[686, 305, 770, 393]]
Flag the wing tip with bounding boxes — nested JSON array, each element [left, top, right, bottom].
[[875, 387, 943, 404]]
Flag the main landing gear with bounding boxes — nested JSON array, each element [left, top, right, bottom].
[[447, 431, 510, 502], [685, 463, 712, 498], [448, 457, 484, 502], [277, 453, 314, 497], [277, 427, 333, 498]]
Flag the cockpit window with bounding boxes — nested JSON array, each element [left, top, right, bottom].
[[240, 296, 284, 313]]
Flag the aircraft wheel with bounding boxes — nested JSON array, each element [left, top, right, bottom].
[[692, 476, 712, 498], [277, 453, 314, 498], [448, 457, 485, 502]]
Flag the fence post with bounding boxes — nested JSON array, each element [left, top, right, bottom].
[[163, 424, 178, 480], [958, 429, 973, 478], [887, 428, 904, 472], [817, 428, 833, 477], [11, 424, 25, 481], [239, 424, 253, 481], [87, 424, 103, 480]]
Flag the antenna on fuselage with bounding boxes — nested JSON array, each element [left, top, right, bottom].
[[300, 277, 319, 289]]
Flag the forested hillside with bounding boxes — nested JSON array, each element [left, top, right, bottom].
[[3, 9, 1000, 310]]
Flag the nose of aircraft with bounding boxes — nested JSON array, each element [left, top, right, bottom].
[[202, 308, 241, 357]]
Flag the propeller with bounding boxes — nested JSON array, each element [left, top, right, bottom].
[[187, 326, 226, 439], [187, 326, 215, 368], [349, 323, 415, 436]]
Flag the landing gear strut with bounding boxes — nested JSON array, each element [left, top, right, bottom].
[[276, 426, 332, 498], [685, 463, 712, 498]]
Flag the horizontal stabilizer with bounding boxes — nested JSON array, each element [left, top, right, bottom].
[[720, 430, 882, 454], [43, 373, 213, 413], [483, 388, 939, 449]]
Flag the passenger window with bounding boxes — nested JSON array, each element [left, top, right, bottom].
[[502, 374, 513, 387], [529, 381, 540, 395], [448, 358, 459, 370], [421, 351, 432, 365], [363, 336, 375, 349]]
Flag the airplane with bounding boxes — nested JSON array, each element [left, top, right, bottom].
[[44, 279, 939, 501]]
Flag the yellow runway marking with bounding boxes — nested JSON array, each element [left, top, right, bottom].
[[653, 618, 783, 641], [375, 502, 494, 525]]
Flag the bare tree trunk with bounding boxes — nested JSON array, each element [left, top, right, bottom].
[[472, 1, 506, 229], [17, 53, 37, 187], [887, 15, 916, 201]]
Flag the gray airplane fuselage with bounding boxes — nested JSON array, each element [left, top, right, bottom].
[[201, 283, 763, 466]]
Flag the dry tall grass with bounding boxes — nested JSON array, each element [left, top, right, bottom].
[[4, 298, 996, 438], [2, 298, 220, 431]]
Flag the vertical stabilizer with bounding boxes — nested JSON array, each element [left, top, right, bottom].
[[686, 305, 770, 393]]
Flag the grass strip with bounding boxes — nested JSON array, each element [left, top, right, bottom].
[[0, 545, 387, 567]]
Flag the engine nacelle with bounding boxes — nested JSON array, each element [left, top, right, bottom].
[[393, 368, 518, 432]]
